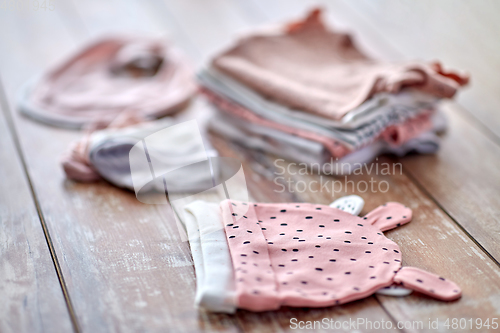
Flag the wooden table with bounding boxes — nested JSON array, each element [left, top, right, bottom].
[[1, 1, 500, 332]]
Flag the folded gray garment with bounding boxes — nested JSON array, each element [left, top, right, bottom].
[[209, 109, 446, 175], [86, 118, 218, 193], [198, 67, 439, 149]]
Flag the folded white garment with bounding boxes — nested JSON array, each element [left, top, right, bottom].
[[199, 68, 439, 149]]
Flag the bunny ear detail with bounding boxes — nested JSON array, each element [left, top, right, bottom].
[[362, 202, 412, 231], [393, 267, 462, 301]]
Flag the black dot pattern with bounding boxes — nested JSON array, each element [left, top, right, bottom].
[[393, 266, 462, 301], [221, 200, 412, 310]]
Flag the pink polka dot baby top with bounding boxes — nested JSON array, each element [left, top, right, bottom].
[[220, 200, 461, 312]]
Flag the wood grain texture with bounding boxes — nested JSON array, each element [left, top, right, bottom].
[[0, 3, 237, 333], [2, 0, 500, 332], [0, 90, 73, 332], [401, 102, 500, 261]]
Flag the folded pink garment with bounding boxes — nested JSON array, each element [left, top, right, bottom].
[[21, 36, 196, 128], [212, 9, 468, 121], [220, 200, 461, 311]]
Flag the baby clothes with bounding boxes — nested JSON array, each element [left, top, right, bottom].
[[182, 201, 237, 313], [18, 36, 196, 129], [202, 87, 350, 158], [180, 195, 367, 313], [219, 200, 461, 312], [211, 9, 468, 121], [61, 117, 218, 193], [209, 112, 328, 165], [181, 197, 461, 313], [209, 108, 445, 175], [204, 87, 434, 155], [200, 8, 468, 173], [199, 67, 439, 149]]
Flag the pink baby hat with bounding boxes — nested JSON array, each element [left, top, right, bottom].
[[220, 200, 461, 312]]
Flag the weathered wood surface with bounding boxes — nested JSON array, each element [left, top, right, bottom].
[[0, 2, 234, 333], [0, 92, 73, 333], [1, 1, 500, 332]]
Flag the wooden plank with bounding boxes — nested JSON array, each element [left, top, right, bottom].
[[158, 0, 256, 63], [0, 3, 235, 333], [0, 88, 73, 332], [0, 5, 76, 333], [54, 0, 244, 331], [62, 0, 200, 61], [401, 102, 500, 261]]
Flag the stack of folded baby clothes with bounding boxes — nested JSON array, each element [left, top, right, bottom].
[[198, 9, 469, 174]]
